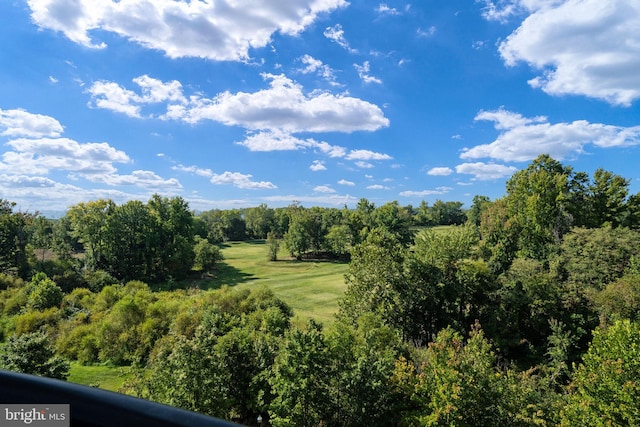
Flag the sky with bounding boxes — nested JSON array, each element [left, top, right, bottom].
[[1, 0, 639, 215]]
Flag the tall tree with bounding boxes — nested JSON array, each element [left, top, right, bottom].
[[504, 155, 573, 260], [0, 200, 31, 278], [67, 199, 115, 269]]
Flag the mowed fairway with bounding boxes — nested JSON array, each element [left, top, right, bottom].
[[204, 240, 349, 324]]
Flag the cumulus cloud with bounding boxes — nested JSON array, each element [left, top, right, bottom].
[[455, 162, 518, 180], [0, 109, 64, 138], [427, 167, 453, 176], [172, 164, 214, 177], [314, 185, 336, 193], [345, 149, 392, 161], [355, 161, 374, 169], [0, 173, 143, 211], [399, 186, 452, 197], [367, 184, 389, 190], [338, 179, 355, 186], [26, 0, 348, 61], [354, 61, 382, 84], [83, 170, 183, 190], [1, 137, 129, 176], [236, 131, 391, 166], [210, 171, 277, 190], [495, 0, 640, 105], [237, 131, 347, 157], [461, 108, 640, 162], [310, 160, 327, 171], [90, 73, 389, 133]]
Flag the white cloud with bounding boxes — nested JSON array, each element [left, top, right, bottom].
[[477, 0, 522, 23], [462, 108, 640, 162], [455, 162, 518, 180], [399, 186, 452, 197], [83, 170, 183, 190], [345, 149, 392, 161], [314, 185, 336, 193], [355, 161, 374, 169], [210, 171, 277, 190], [26, 0, 348, 61], [1, 137, 130, 176], [377, 4, 400, 15], [427, 167, 453, 176], [299, 55, 338, 85], [310, 160, 327, 171], [354, 61, 382, 84], [338, 179, 355, 186], [88, 75, 187, 118], [367, 184, 389, 190], [91, 73, 390, 133], [0, 109, 64, 138], [324, 24, 357, 53], [172, 164, 214, 177], [237, 131, 347, 157], [497, 0, 640, 105], [49, 76, 58, 84], [0, 174, 145, 211], [417, 26, 437, 37]]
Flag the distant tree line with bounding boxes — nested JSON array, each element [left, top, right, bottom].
[[1, 195, 465, 287]]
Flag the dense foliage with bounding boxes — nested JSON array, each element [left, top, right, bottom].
[[1, 155, 640, 425]]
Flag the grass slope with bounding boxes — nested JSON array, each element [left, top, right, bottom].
[[68, 363, 133, 391], [202, 240, 349, 325]]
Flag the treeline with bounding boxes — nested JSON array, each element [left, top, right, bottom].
[[0, 195, 463, 287], [1, 154, 640, 426]]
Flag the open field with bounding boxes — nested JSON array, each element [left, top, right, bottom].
[[68, 363, 134, 391], [201, 240, 349, 325]]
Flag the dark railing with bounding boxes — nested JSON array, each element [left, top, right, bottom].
[[0, 370, 243, 427]]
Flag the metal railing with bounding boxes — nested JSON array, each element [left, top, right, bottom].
[[0, 370, 243, 427]]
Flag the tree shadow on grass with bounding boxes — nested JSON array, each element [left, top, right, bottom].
[[198, 261, 257, 290]]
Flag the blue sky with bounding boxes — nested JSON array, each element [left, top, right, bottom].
[[1, 0, 639, 214]]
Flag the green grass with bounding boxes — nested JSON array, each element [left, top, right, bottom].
[[67, 362, 134, 392], [201, 240, 349, 324]]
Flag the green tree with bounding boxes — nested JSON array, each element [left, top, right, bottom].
[[269, 320, 332, 427], [147, 195, 195, 280], [0, 331, 69, 380], [504, 155, 573, 260], [266, 232, 280, 261], [28, 215, 53, 264], [103, 200, 153, 281], [245, 204, 275, 239], [193, 236, 223, 271], [324, 224, 352, 258], [0, 200, 31, 278], [562, 320, 640, 426], [586, 168, 629, 228], [67, 199, 115, 269], [467, 195, 491, 227], [340, 228, 406, 334], [27, 272, 63, 311], [284, 211, 310, 260], [557, 226, 640, 291]]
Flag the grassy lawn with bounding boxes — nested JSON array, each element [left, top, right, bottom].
[[67, 362, 134, 392], [201, 240, 349, 325]]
